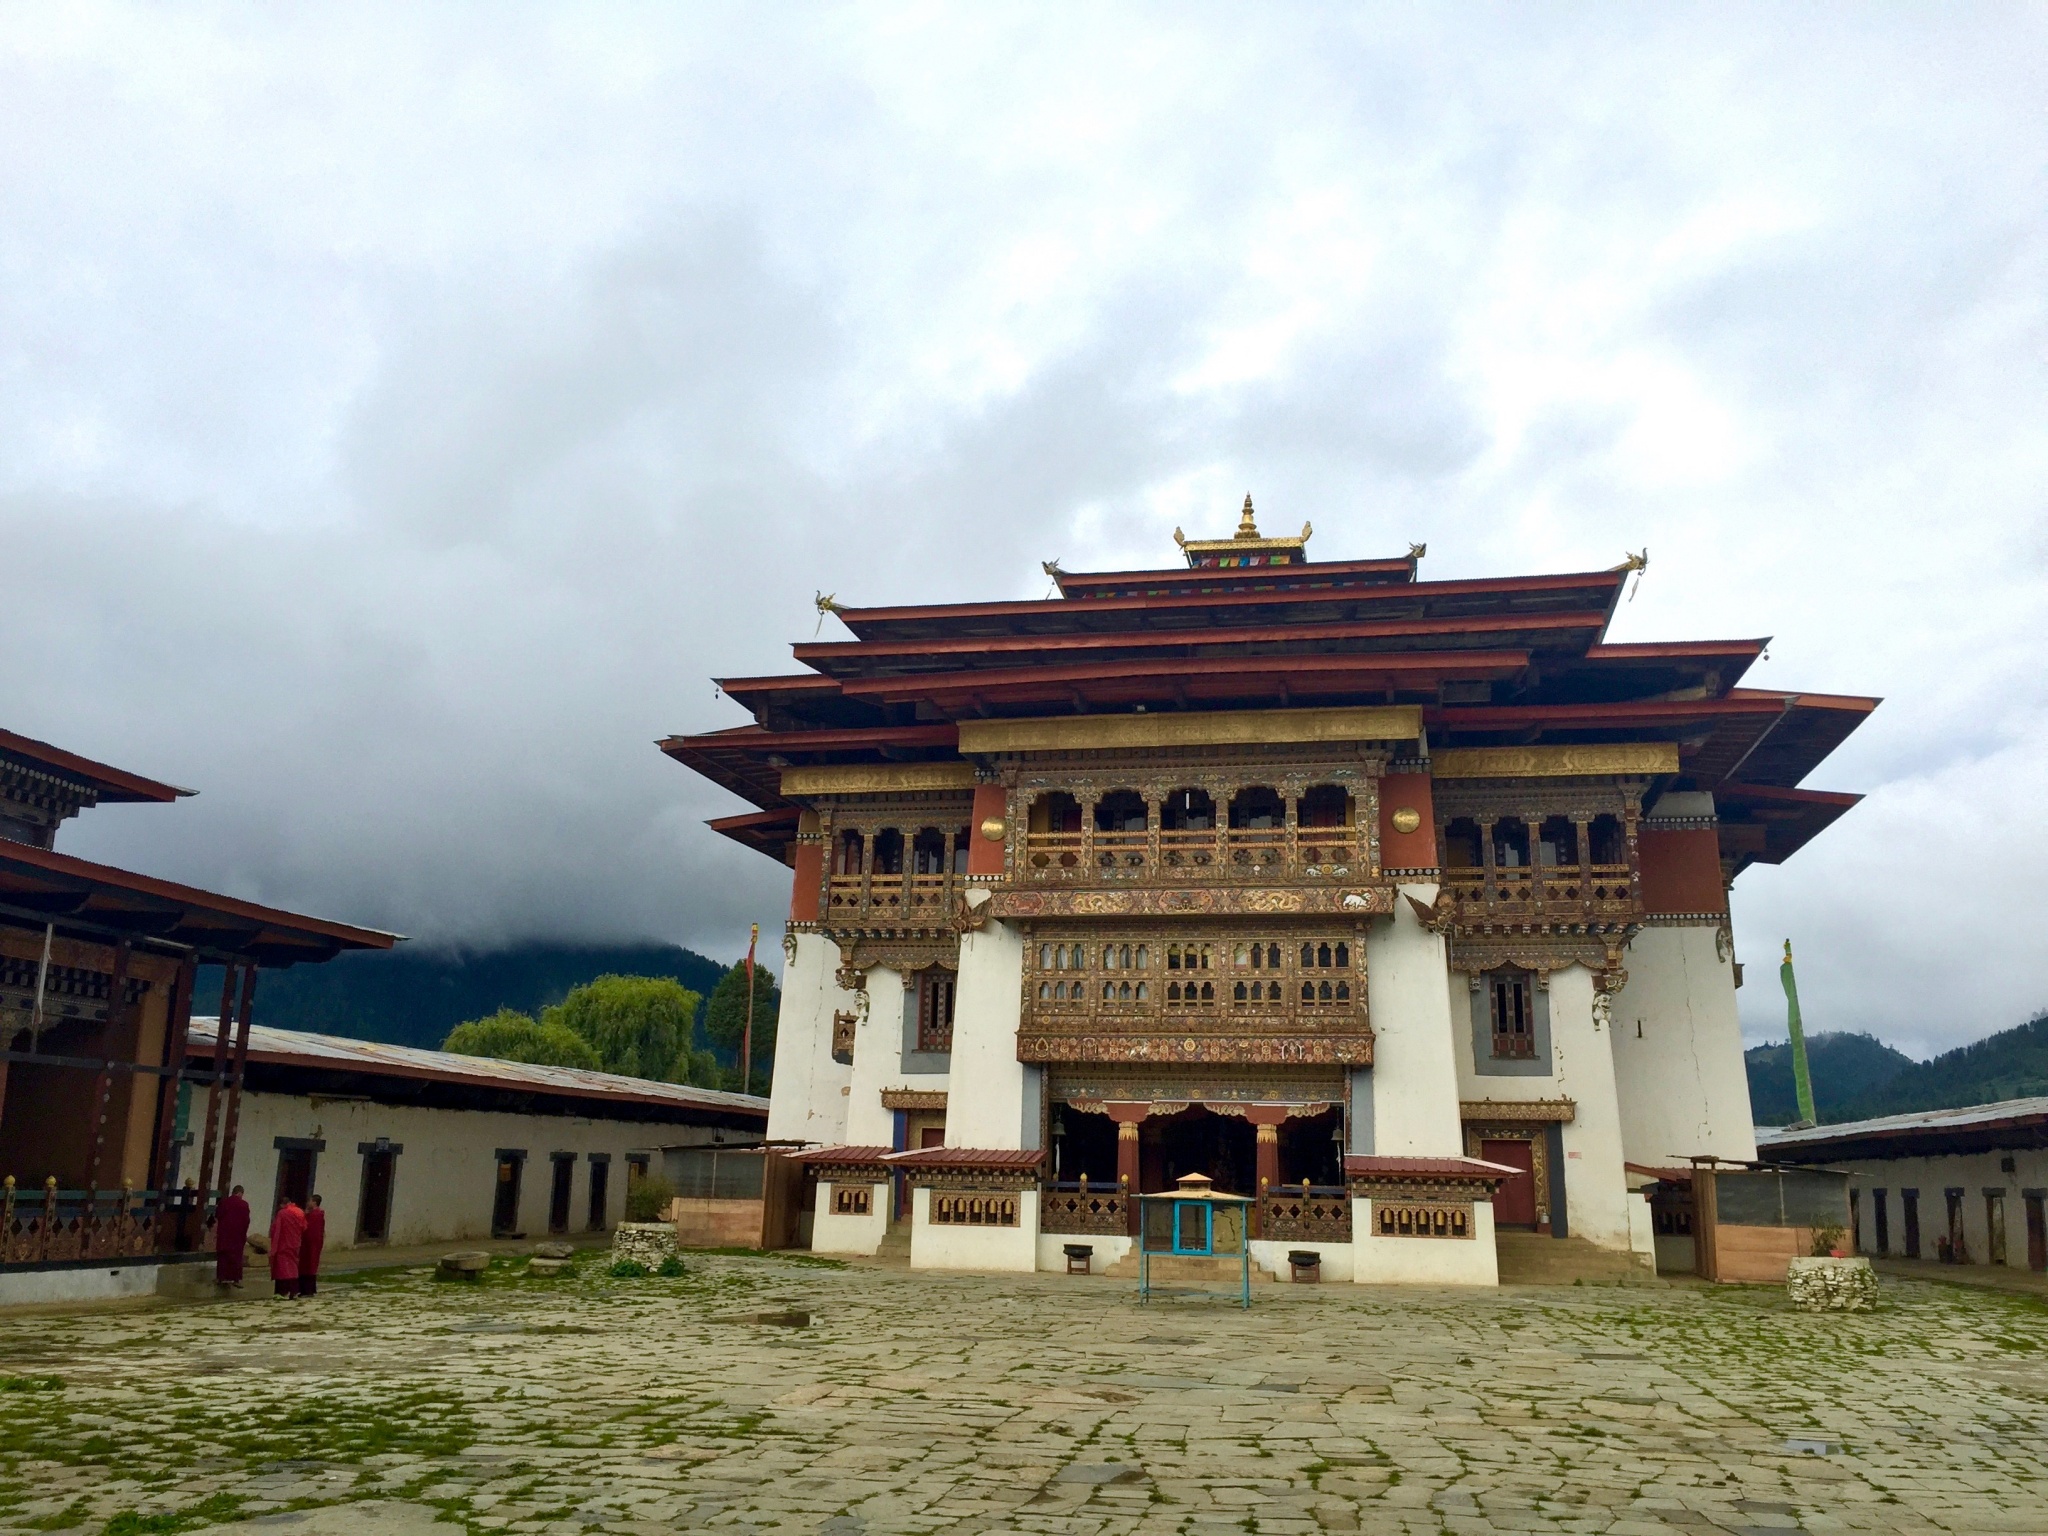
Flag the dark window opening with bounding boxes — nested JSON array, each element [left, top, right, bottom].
[[548, 1154, 575, 1235], [911, 827, 949, 875], [869, 827, 903, 875], [1538, 816, 1579, 866], [1490, 972, 1536, 1059], [1442, 817, 1483, 868], [1161, 788, 1214, 831], [1093, 789, 1149, 832], [833, 829, 864, 876], [1589, 814, 1626, 865], [917, 969, 956, 1053], [1227, 785, 1284, 830], [356, 1147, 396, 1243], [1492, 818, 1531, 868], [491, 1152, 526, 1237], [1297, 784, 1351, 829], [587, 1157, 610, 1231], [1028, 792, 1083, 834]]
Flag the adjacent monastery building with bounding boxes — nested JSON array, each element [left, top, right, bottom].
[[665, 505, 1876, 1283]]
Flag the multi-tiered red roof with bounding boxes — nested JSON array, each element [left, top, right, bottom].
[[663, 507, 1874, 877]]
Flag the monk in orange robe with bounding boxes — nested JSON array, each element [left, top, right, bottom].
[[268, 1196, 305, 1299], [298, 1194, 327, 1297], [214, 1185, 251, 1287]]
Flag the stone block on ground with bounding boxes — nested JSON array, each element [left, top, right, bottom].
[[532, 1241, 575, 1260], [611, 1222, 678, 1269], [1787, 1255, 1877, 1311], [436, 1251, 491, 1279], [527, 1257, 573, 1276]]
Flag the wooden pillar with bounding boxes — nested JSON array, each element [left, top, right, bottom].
[[1106, 1102, 1148, 1237], [194, 963, 236, 1202], [147, 956, 197, 1205], [81, 940, 131, 1199], [1479, 818, 1499, 913], [1574, 817, 1594, 917], [216, 966, 258, 1196]]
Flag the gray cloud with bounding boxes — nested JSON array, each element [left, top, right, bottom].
[[3, 6, 2044, 1059]]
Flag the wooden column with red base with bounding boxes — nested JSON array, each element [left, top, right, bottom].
[[1105, 1102, 1149, 1237], [1246, 1104, 1289, 1239]]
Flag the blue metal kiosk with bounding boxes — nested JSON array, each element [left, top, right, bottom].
[[1136, 1171, 1254, 1308]]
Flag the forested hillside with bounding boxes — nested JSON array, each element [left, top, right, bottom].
[[1745, 1012, 2048, 1125], [195, 941, 731, 1051]]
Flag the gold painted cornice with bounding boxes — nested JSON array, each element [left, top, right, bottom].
[[1430, 743, 1678, 779], [1459, 1097, 1576, 1124], [959, 705, 1422, 756], [779, 762, 977, 796], [880, 1089, 949, 1111]]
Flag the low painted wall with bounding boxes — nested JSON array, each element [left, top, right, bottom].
[[910, 1186, 1038, 1272], [220, 1089, 731, 1249], [1249, 1238, 1354, 1283], [672, 1198, 763, 1249], [0, 1260, 171, 1308], [1352, 1197, 1499, 1286], [1035, 1232, 1132, 1275], [811, 1180, 890, 1256]]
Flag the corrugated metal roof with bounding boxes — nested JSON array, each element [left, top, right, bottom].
[[1757, 1096, 2048, 1151], [187, 1018, 767, 1119], [795, 1145, 896, 1167], [1344, 1155, 1523, 1179], [883, 1147, 1044, 1168]]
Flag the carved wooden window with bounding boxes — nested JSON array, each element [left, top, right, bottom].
[[932, 1192, 1019, 1227], [1374, 1200, 1471, 1238], [1100, 978, 1148, 1004], [917, 970, 956, 1053], [911, 827, 949, 875], [1298, 977, 1352, 1008], [1299, 940, 1350, 969], [1492, 818, 1531, 868], [833, 830, 864, 876], [1588, 814, 1626, 865], [1101, 942, 1149, 970], [1489, 973, 1535, 1059], [1442, 818, 1482, 869], [832, 1185, 871, 1216], [830, 1010, 857, 1066]]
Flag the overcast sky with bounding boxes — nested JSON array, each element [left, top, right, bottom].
[[4, 6, 2044, 1058]]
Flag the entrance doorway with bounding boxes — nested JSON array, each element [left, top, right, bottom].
[[548, 1154, 575, 1234], [587, 1157, 610, 1231], [2026, 1194, 2046, 1273], [1140, 1107, 1255, 1194], [273, 1143, 316, 1217], [356, 1144, 397, 1242], [1483, 1139, 1538, 1228], [492, 1151, 525, 1237]]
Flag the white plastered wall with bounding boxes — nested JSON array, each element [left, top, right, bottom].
[[767, 929, 856, 1146], [1611, 925, 1757, 1165], [842, 966, 953, 1149], [220, 1091, 722, 1249], [947, 914, 1032, 1150], [1249, 1239, 1355, 1282], [810, 1179, 890, 1255], [1543, 965, 1641, 1254], [1832, 1150, 2048, 1268], [1362, 883, 1464, 1155], [909, 1185, 1039, 1271], [1352, 1198, 1498, 1285], [1036, 1232, 1133, 1274]]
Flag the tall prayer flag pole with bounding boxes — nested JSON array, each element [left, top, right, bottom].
[[1781, 939, 1817, 1127], [741, 923, 759, 1096]]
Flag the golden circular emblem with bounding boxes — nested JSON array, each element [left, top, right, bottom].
[[1390, 807, 1422, 834], [978, 817, 1006, 842]]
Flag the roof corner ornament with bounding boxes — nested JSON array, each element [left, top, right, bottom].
[[1407, 542, 1427, 561], [1236, 493, 1260, 539], [813, 589, 846, 637], [1172, 526, 1187, 548], [1299, 520, 1312, 542], [1610, 548, 1649, 602]]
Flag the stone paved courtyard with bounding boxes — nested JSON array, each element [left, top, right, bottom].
[[1, 1253, 2044, 1536]]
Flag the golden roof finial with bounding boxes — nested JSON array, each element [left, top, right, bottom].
[[1236, 493, 1260, 540]]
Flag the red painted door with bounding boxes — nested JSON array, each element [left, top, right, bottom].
[[919, 1126, 945, 1149], [1482, 1139, 1538, 1228]]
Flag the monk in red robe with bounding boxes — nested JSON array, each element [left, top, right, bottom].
[[214, 1185, 251, 1288], [269, 1196, 305, 1299], [298, 1194, 327, 1297]]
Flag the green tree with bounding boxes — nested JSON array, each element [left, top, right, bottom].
[[703, 960, 780, 1095], [441, 1008, 600, 1070], [542, 974, 702, 1083]]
